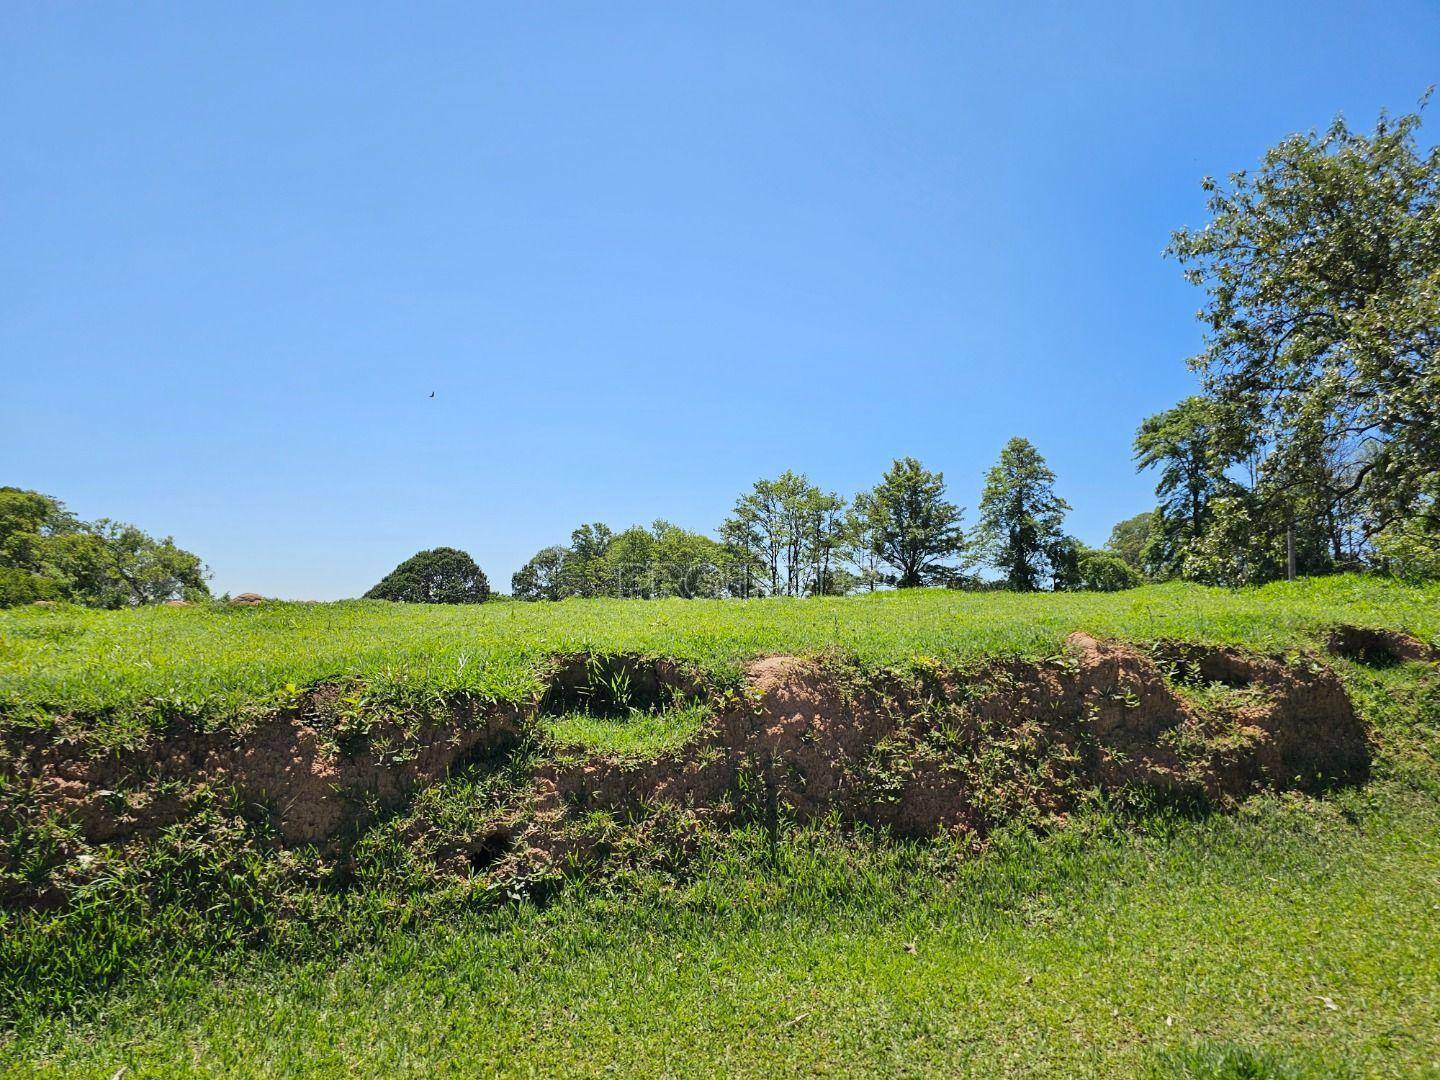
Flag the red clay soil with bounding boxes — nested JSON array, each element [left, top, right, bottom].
[[2, 631, 1386, 903], [2, 693, 520, 854], [527, 632, 1371, 861]]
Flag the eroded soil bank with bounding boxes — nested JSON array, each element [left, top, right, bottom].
[[3, 626, 1414, 914]]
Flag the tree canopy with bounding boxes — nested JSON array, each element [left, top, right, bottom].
[[0, 487, 209, 608], [976, 438, 1071, 591], [1140, 101, 1440, 584], [854, 458, 968, 588], [365, 547, 491, 604]]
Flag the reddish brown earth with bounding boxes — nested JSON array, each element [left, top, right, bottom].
[[0, 629, 1398, 906], [2, 693, 520, 853], [520, 632, 1370, 870], [1325, 624, 1439, 666]]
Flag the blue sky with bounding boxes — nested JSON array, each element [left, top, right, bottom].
[[3, 3, 1437, 598]]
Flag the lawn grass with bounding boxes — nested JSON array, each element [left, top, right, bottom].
[[3, 575, 1438, 734], [2, 579, 1439, 1075], [541, 703, 712, 760], [6, 764, 1437, 1075]]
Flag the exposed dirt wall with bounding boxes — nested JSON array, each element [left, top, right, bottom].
[[1, 629, 1396, 907]]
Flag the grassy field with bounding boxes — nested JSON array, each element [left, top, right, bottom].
[[3, 578, 1440, 1076], [3, 575, 1437, 732]]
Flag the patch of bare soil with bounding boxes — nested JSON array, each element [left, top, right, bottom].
[[517, 633, 1372, 869], [1325, 624, 1439, 666], [1, 690, 521, 906]]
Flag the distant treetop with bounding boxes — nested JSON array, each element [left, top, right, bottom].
[[365, 547, 491, 604]]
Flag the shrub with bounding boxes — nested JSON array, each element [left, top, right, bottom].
[[1075, 549, 1140, 591]]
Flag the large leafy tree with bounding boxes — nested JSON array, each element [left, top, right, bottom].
[[856, 457, 967, 588], [510, 545, 571, 601], [1133, 396, 1245, 577], [976, 438, 1071, 591], [1168, 102, 1440, 563], [0, 487, 209, 607], [365, 547, 490, 604]]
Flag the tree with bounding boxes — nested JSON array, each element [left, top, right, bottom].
[[722, 472, 846, 596], [0, 487, 209, 607], [1104, 512, 1157, 574], [563, 523, 615, 598], [365, 547, 490, 603], [0, 487, 78, 604], [511, 546, 570, 601], [723, 477, 787, 596], [86, 519, 210, 606], [1133, 397, 1243, 577], [976, 438, 1071, 591], [648, 520, 732, 598], [857, 457, 968, 588], [841, 495, 888, 592], [796, 486, 847, 595], [1167, 100, 1440, 567]]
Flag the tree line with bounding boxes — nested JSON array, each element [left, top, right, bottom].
[[511, 442, 1139, 600], [8, 101, 1436, 608], [511, 100, 1440, 601]]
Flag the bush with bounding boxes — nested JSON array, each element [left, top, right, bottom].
[[0, 566, 63, 607], [1075, 549, 1140, 591], [365, 547, 491, 604]]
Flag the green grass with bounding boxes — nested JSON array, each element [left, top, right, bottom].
[[3, 578, 1440, 1075], [541, 703, 711, 760], [5, 774, 1438, 1075], [3, 575, 1438, 735]]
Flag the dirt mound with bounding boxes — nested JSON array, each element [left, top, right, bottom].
[[1325, 624, 1438, 666], [527, 634, 1369, 862], [2, 692, 520, 890], [4, 638, 1374, 906]]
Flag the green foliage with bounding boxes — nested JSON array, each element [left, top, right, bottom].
[[1374, 512, 1440, 582], [1105, 512, 1155, 573], [976, 437, 1071, 590], [364, 547, 490, 604], [513, 521, 740, 600], [0, 567, 62, 607], [854, 457, 968, 588], [510, 544, 571, 600], [722, 471, 848, 596], [0, 487, 209, 608], [1144, 102, 1440, 585], [1074, 547, 1141, 591], [1134, 398, 1243, 578]]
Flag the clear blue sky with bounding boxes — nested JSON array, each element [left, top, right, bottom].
[[3, 3, 1437, 598]]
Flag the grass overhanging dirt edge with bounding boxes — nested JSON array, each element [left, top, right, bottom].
[[4, 599, 1436, 1026]]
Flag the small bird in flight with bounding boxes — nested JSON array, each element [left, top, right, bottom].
[[429, 391, 435, 398]]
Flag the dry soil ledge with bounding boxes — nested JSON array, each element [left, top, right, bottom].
[[5, 625, 1427, 907]]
